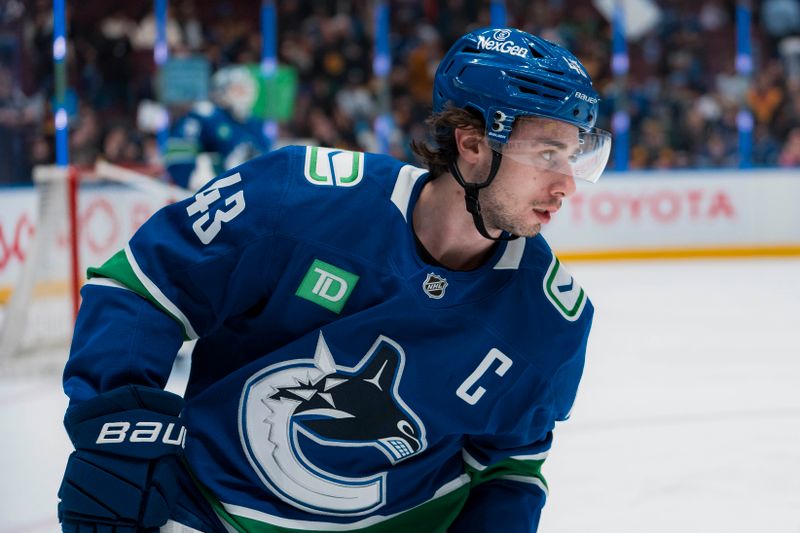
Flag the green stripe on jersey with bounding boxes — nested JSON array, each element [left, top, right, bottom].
[[87, 249, 191, 340], [466, 456, 548, 490], [205, 484, 469, 533]]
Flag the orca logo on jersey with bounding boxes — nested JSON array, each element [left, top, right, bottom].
[[239, 333, 427, 516]]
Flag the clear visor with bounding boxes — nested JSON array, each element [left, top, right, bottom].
[[488, 128, 612, 183]]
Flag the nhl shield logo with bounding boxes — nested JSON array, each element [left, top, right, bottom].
[[422, 273, 448, 299]]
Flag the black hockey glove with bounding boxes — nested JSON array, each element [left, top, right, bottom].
[[58, 385, 186, 533]]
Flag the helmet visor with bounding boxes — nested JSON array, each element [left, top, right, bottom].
[[488, 128, 612, 183]]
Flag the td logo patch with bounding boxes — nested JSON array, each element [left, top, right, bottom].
[[296, 259, 359, 313], [543, 255, 586, 321], [304, 146, 364, 187]]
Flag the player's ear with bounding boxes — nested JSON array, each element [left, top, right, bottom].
[[454, 126, 486, 165]]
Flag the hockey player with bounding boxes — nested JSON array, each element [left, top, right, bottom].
[[57, 27, 611, 532], [165, 64, 271, 190]]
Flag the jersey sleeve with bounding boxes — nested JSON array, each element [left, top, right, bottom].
[[452, 418, 553, 532], [63, 148, 298, 405], [451, 317, 592, 532]]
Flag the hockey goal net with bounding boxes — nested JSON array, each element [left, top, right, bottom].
[[0, 162, 189, 375]]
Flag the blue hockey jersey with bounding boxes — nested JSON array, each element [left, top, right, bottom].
[[164, 102, 270, 189], [65, 146, 593, 532]]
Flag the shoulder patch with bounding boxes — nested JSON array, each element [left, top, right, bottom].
[[295, 259, 359, 314], [543, 255, 586, 321], [303, 146, 364, 187]]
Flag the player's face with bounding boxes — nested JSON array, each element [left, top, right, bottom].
[[479, 118, 579, 238]]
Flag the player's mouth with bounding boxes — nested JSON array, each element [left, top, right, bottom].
[[533, 208, 553, 224]]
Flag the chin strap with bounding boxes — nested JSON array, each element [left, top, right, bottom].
[[448, 151, 519, 241]]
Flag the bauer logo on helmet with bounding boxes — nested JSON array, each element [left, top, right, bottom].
[[574, 91, 598, 104]]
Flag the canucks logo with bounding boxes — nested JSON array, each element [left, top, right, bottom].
[[543, 255, 586, 321], [303, 146, 364, 187], [239, 333, 427, 516]]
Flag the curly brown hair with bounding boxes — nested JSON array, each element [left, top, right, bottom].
[[410, 105, 485, 178]]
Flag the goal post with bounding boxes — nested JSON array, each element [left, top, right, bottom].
[[0, 162, 190, 374], [68, 165, 80, 323]]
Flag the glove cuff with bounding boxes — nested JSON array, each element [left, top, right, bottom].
[[64, 386, 186, 459], [66, 385, 184, 423]]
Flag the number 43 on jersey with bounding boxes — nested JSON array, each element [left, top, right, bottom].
[[186, 172, 246, 244]]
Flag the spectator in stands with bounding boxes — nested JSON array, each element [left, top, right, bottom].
[[0, 63, 44, 183], [774, 90, 800, 140], [94, 8, 136, 113], [752, 123, 782, 166], [131, 7, 183, 53], [406, 25, 442, 107], [697, 130, 738, 168], [175, 0, 204, 53], [101, 122, 143, 164], [778, 126, 800, 166], [10, 1, 800, 173], [69, 101, 101, 166], [30, 134, 53, 168], [748, 67, 785, 127]]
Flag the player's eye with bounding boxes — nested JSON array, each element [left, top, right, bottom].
[[541, 150, 554, 162]]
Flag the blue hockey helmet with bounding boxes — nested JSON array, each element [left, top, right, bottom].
[[433, 27, 610, 183], [434, 28, 601, 137]]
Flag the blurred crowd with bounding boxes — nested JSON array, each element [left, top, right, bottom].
[[2, 0, 800, 185]]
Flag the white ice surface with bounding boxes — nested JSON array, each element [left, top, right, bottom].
[[1, 259, 798, 532], [539, 258, 800, 533]]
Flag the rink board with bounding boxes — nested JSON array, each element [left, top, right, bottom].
[[2, 169, 800, 302]]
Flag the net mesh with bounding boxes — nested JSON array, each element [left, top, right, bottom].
[[0, 164, 187, 376], [0, 168, 73, 374]]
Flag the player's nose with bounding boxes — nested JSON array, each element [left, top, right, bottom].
[[549, 169, 576, 198]]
